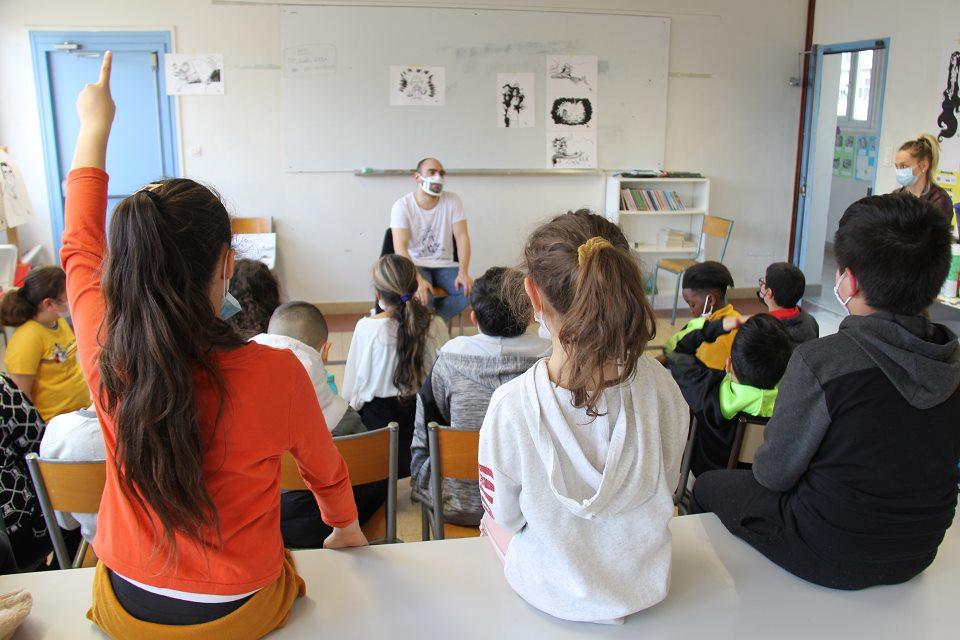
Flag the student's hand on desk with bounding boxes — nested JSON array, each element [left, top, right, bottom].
[[323, 520, 368, 549], [415, 276, 432, 306], [723, 315, 749, 332], [455, 271, 473, 297]]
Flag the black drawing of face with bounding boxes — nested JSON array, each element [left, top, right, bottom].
[[936, 51, 960, 141], [501, 84, 526, 126], [550, 98, 592, 126], [399, 68, 436, 99]]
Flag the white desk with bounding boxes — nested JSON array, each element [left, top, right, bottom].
[[1, 513, 957, 639]]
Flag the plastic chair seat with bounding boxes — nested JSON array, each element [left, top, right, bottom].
[[657, 258, 697, 274]]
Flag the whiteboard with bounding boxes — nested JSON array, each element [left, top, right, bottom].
[[281, 6, 670, 172]]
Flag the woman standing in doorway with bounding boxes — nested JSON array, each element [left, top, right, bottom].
[[893, 134, 954, 223]]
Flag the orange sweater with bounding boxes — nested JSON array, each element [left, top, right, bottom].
[[62, 168, 357, 594]]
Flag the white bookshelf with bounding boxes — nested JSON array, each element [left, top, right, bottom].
[[605, 176, 710, 255]]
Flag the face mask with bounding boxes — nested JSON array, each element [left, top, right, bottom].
[[419, 174, 444, 196], [220, 257, 242, 320], [755, 289, 764, 305], [700, 295, 714, 318], [833, 271, 853, 315], [895, 167, 918, 188], [534, 311, 551, 339]]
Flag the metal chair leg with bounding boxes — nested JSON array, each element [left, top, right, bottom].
[[420, 503, 431, 541], [652, 264, 660, 309], [671, 271, 682, 325]]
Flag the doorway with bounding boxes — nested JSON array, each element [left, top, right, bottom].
[[29, 31, 179, 253], [792, 39, 889, 322]]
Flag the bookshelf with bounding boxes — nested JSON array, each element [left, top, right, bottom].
[[605, 176, 710, 255]]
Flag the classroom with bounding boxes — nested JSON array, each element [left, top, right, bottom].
[[0, 0, 957, 637]]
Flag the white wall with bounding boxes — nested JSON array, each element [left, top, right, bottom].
[[0, 0, 806, 303]]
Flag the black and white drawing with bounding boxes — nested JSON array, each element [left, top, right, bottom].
[[164, 53, 225, 96], [935, 49, 960, 173], [550, 97, 593, 127], [0, 151, 32, 229], [390, 66, 445, 106], [547, 133, 596, 169], [497, 72, 535, 128], [546, 55, 597, 93]]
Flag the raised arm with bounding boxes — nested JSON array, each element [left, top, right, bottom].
[[72, 51, 115, 172]]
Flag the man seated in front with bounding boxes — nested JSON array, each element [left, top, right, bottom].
[[410, 267, 549, 526], [692, 194, 960, 590], [390, 157, 473, 322]]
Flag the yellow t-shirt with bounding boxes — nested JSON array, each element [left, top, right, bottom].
[[5, 318, 90, 421], [695, 304, 741, 370]]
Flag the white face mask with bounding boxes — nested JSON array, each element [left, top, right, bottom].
[[534, 310, 551, 339], [419, 174, 444, 196], [833, 271, 853, 315]]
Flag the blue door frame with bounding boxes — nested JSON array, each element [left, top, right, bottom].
[[792, 38, 890, 272], [29, 31, 179, 254]]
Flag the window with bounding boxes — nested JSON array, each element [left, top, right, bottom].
[[835, 48, 881, 128]]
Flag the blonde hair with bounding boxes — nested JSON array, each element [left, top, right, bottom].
[[899, 134, 940, 178]]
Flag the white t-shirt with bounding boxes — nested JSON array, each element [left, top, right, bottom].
[[389, 191, 467, 268], [250, 333, 348, 431], [341, 315, 449, 410]]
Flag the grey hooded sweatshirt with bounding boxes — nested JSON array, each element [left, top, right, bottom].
[[478, 357, 688, 623], [753, 311, 960, 578]]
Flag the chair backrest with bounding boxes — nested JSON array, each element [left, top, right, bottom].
[[727, 415, 769, 468], [280, 424, 398, 543], [695, 215, 734, 263], [231, 217, 272, 234], [0, 244, 19, 291], [25, 454, 106, 569], [426, 423, 480, 540]]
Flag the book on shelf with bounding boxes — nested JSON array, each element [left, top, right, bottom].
[[620, 189, 688, 212], [657, 229, 697, 248]]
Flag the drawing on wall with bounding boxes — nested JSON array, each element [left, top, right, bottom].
[[234, 233, 277, 269], [855, 135, 878, 182], [390, 66, 445, 106], [283, 44, 337, 77], [164, 54, 224, 95], [547, 133, 596, 169], [0, 150, 32, 230], [549, 97, 593, 128], [935, 49, 960, 172], [547, 55, 597, 91], [497, 73, 534, 128]]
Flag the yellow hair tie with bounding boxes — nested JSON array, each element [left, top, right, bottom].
[[577, 236, 613, 267]]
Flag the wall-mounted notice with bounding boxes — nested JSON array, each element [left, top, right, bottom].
[[390, 65, 445, 106], [855, 135, 877, 182], [497, 73, 534, 128], [547, 132, 596, 169], [545, 55, 597, 168], [164, 54, 224, 95], [934, 49, 960, 172], [0, 150, 32, 230], [284, 44, 337, 77]]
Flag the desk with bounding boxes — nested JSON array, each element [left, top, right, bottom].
[[1, 513, 957, 639]]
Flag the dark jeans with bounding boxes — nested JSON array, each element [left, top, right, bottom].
[[108, 570, 252, 625], [359, 396, 416, 478], [690, 470, 929, 590], [280, 481, 387, 549], [418, 266, 468, 321]]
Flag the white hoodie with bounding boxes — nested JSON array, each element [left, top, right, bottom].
[[478, 357, 688, 623]]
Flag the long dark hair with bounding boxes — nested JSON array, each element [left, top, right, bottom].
[[373, 254, 433, 398], [0, 266, 65, 327], [98, 180, 245, 556]]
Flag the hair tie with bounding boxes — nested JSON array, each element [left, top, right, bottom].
[[400, 293, 413, 303], [577, 236, 613, 267]]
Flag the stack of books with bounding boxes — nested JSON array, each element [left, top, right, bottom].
[[620, 188, 687, 212], [657, 229, 697, 249]]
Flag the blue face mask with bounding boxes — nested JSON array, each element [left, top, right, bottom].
[[895, 167, 918, 187], [221, 292, 242, 320]]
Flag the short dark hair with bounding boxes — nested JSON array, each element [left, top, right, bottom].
[[834, 194, 951, 315], [269, 301, 329, 346], [765, 262, 806, 308], [730, 314, 794, 389], [416, 157, 439, 173], [471, 267, 528, 337], [682, 261, 734, 294]]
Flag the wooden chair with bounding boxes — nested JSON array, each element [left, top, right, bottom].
[[424, 423, 481, 541], [673, 411, 697, 515], [280, 424, 398, 544], [24, 454, 105, 570], [653, 215, 734, 324], [727, 415, 769, 468], [231, 217, 272, 234]]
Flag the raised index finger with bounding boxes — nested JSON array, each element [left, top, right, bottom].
[[98, 51, 112, 87]]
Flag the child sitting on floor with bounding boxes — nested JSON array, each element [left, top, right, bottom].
[[226, 258, 281, 338], [478, 210, 688, 624], [666, 314, 794, 476], [756, 262, 819, 345], [663, 261, 741, 370]]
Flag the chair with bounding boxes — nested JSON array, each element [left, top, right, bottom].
[[727, 415, 768, 468], [24, 454, 105, 570], [423, 422, 481, 541], [673, 412, 697, 515], [280, 423, 398, 544], [652, 215, 734, 324], [231, 217, 272, 234]]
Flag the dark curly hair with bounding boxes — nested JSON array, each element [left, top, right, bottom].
[[227, 259, 281, 337]]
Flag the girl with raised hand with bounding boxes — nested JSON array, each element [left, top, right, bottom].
[[64, 52, 365, 638], [478, 210, 689, 624]]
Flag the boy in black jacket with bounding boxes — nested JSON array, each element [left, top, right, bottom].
[[692, 194, 960, 590], [667, 314, 793, 477], [757, 262, 819, 345]]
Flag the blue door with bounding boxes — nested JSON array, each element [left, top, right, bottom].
[[30, 31, 178, 253]]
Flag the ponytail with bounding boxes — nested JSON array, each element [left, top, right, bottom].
[[0, 266, 66, 327], [372, 254, 433, 397], [899, 134, 941, 178], [99, 181, 245, 559], [513, 209, 656, 418]]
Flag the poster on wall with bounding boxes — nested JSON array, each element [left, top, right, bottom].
[[933, 49, 960, 173], [855, 135, 878, 182], [545, 55, 597, 168], [390, 66, 445, 106], [0, 149, 33, 230], [839, 134, 855, 178], [832, 128, 843, 177], [496, 73, 535, 128], [164, 54, 225, 95], [546, 132, 596, 168]]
